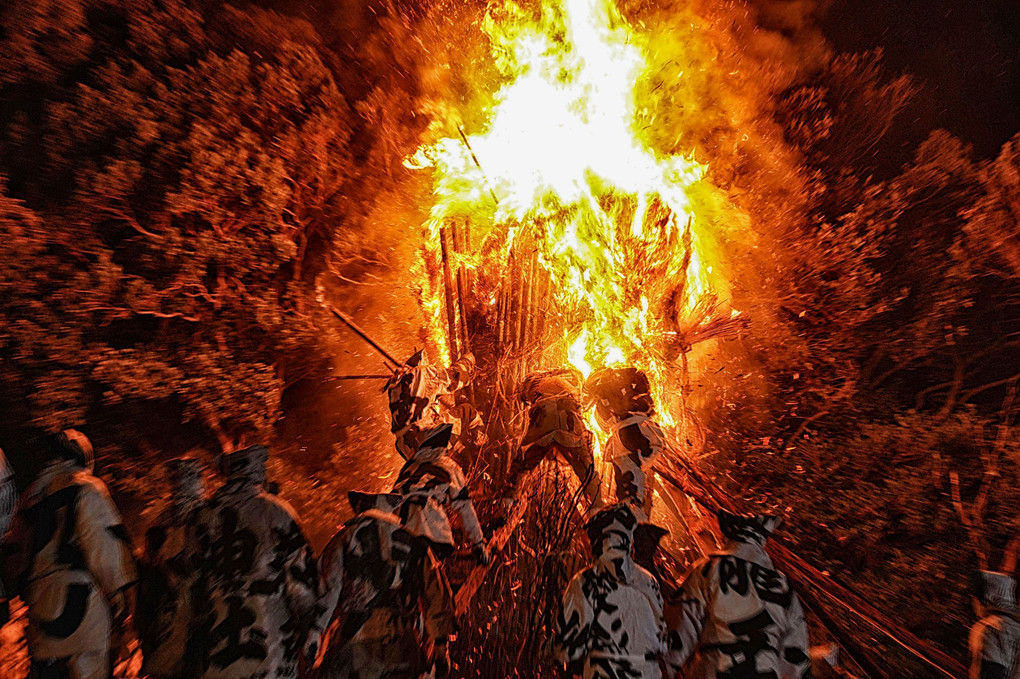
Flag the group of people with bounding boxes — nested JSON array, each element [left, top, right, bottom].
[[0, 412, 502, 679], [0, 432, 322, 679], [383, 357, 815, 678], [550, 503, 813, 679], [0, 352, 1016, 679]]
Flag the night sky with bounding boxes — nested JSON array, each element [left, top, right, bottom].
[[823, 0, 1020, 159]]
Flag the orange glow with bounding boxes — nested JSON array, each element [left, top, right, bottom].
[[407, 0, 737, 435]]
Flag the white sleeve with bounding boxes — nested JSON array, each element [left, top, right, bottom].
[[665, 559, 711, 671], [778, 590, 811, 679], [551, 573, 594, 665], [77, 478, 137, 597]]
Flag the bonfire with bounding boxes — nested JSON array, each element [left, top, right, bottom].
[[406, 0, 747, 472]]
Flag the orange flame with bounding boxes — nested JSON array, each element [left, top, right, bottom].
[[407, 0, 731, 432]]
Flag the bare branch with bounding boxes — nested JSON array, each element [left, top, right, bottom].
[[79, 305, 201, 323], [105, 203, 161, 239], [950, 470, 990, 570]]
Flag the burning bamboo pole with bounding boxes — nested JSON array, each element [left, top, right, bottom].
[[440, 224, 460, 359], [521, 249, 537, 370], [497, 270, 508, 350], [453, 218, 472, 357], [500, 251, 516, 353], [516, 250, 529, 354], [540, 269, 552, 357], [510, 250, 524, 356]]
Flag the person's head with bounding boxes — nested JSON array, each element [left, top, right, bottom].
[[971, 570, 1017, 617], [412, 423, 454, 461], [585, 503, 640, 559], [46, 429, 94, 472], [584, 367, 654, 422], [633, 521, 670, 571], [716, 509, 780, 546], [166, 457, 205, 516], [219, 444, 269, 488], [348, 490, 403, 515], [520, 369, 581, 405]]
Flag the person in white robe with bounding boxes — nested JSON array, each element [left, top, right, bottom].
[[7, 430, 136, 679], [191, 444, 320, 679], [551, 503, 669, 678], [391, 423, 488, 563], [666, 510, 811, 679], [310, 491, 456, 679]]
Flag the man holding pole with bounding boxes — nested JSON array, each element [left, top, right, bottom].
[[504, 369, 602, 512]]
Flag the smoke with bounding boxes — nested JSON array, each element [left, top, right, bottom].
[[310, 0, 865, 479]]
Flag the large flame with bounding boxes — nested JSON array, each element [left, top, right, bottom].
[[408, 0, 730, 432]]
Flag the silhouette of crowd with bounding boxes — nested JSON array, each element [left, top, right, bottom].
[[0, 356, 1015, 679]]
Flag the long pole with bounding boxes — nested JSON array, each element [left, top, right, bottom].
[[440, 225, 461, 359], [458, 126, 499, 205], [453, 219, 472, 357], [326, 305, 401, 370]]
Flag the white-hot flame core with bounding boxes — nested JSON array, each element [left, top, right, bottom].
[[409, 0, 720, 432]]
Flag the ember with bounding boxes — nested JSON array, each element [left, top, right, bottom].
[[407, 0, 744, 446], [0, 0, 1018, 677]]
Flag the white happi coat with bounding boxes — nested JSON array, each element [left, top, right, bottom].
[[520, 373, 588, 454], [387, 354, 474, 459], [606, 414, 666, 514], [313, 508, 456, 678], [138, 500, 204, 677], [667, 538, 811, 679], [193, 478, 319, 679], [970, 571, 1020, 679], [552, 505, 667, 678], [8, 460, 136, 664], [391, 447, 484, 557]]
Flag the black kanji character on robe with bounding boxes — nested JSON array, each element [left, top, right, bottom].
[[716, 610, 779, 679], [191, 445, 320, 679], [666, 510, 810, 679], [6, 430, 136, 679]]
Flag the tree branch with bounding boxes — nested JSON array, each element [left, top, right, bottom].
[[79, 305, 201, 322]]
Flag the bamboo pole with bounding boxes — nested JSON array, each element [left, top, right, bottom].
[[326, 305, 400, 370], [453, 218, 472, 357], [512, 245, 527, 355], [506, 251, 515, 355], [521, 249, 536, 369], [500, 251, 515, 352], [497, 270, 508, 351], [440, 225, 460, 359], [464, 219, 474, 290], [530, 251, 541, 369], [536, 267, 550, 363]]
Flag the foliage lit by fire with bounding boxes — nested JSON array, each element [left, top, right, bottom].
[[0, 0, 1018, 676]]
